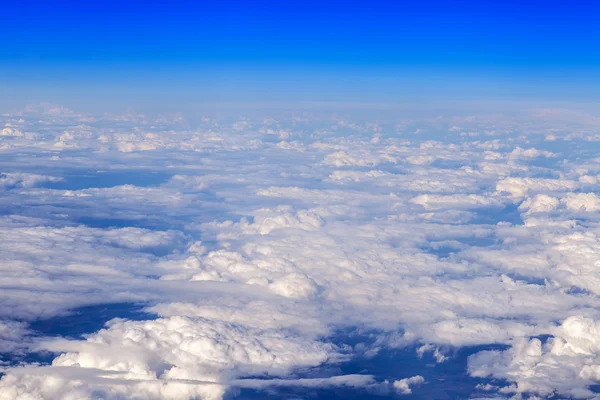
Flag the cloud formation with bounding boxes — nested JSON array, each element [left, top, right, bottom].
[[1, 104, 600, 399]]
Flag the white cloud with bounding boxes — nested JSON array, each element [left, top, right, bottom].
[[562, 193, 600, 212], [518, 194, 559, 214], [2, 105, 600, 399], [469, 316, 600, 399], [393, 375, 425, 394], [0, 321, 30, 356], [496, 177, 579, 200], [0, 173, 62, 190], [410, 193, 504, 211], [508, 147, 555, 160]]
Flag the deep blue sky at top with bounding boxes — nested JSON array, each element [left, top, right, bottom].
[[2, 0, 600, 109]]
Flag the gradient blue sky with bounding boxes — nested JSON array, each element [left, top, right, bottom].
[[2, 0, 599, 110]]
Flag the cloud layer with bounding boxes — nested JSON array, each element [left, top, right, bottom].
[[1, 104, 600, 399]]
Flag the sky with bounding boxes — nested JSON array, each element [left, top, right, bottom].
[[2, 1, 600, 109], [2, 2, 600, 400]]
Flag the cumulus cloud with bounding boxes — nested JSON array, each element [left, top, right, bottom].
[[17, 315, 336, 399], [0, 173, 62, 190], [496, 177, 579, 200], [508, 147, 555, 160], [0, 128, 23, 137], [0, 321, 30, 357], [410, 193, 504, 211], [562, 192, 600, 212], [468, 316, 600, 398], [518, 194, 560, 214], [1, 105, 600, 399], [393, 375, 425, 394]]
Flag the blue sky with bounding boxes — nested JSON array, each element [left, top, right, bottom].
[[2, 1, 600, 109]]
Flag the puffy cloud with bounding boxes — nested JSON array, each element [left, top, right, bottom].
[[0, 173, 62, 190], [323, 151, 381, 167], [16, 315, 335, 398], [562, 193, 600, 212], [496, 177, 579, 200], [406, 155, 434, 165], [2, 105, 600, 399], [468, 316, 600, 398], [393, 375, 425, 394], [328, 169, 481, 193], [518, 194, 559, 214], [0, 219, 189, 320], [579, 175, 600, 185], [0, 128, 23, 137], [0, 321, 30, 357], [508, 147, 555, 160], [410, 193, 504, 211]]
